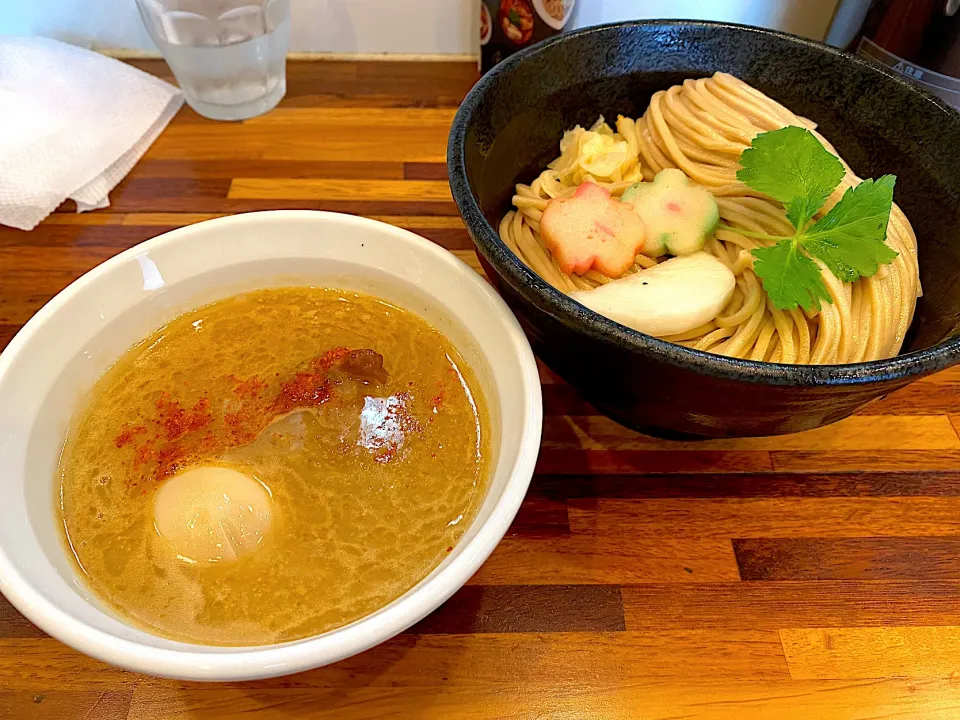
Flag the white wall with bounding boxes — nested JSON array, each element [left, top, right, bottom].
[[2, 0, 155, 49], [1, 0, 839, 54], [573, 0, 841, 43], [0, 0, 476, 55]]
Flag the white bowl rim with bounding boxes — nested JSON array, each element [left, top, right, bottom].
[[0, 210, 543, 681]]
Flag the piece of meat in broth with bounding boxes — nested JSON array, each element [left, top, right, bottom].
[[115, 347, 393, 482]]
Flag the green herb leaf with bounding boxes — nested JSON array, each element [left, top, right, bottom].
[[737, 126, 845, 231], [733, 128, 899, 311], [508, 8, 521, 25], [803, 175, 899, 283], [752, 239, 833, 312]]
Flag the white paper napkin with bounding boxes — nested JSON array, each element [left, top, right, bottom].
[[0, 37, 184, 231]]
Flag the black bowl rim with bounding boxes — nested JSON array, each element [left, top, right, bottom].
[[448, 18, 960, 387]]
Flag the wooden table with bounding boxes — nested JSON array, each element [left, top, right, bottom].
[[3, 59, 960, 720]]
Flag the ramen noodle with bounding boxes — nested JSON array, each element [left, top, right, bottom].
[[499, 73, 921, 365]]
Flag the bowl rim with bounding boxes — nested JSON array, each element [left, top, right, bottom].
[[449, 18, 960, 387], [0, 210, 543, 681]]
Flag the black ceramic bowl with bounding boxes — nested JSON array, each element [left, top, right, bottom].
[[448, 20, 960, 438]]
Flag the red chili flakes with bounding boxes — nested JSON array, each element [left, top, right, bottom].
[[156, 444, 184, 479], [224, 410, 258, 445], [271, 372, 331, 415], [367, 391, 422, 465], [133, 440, 157, 468], [428, 377, 448, 414], [155, 393, 213, 441], [116, 348, 385, 486], [231, 375, 266, 399], [311, 346, 351, 371], [114, 425, 146, 448], [188, 397, 212, 430], [391, 392, 421, 438]]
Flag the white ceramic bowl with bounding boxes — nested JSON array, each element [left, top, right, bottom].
[[0, 211, 542, 681]]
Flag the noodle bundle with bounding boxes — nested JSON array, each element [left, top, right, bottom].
[[499, 73, 921, 364]]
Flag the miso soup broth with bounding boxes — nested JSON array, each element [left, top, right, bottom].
[[57, 287, 490, 646]]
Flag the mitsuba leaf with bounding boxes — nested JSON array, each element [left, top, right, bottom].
[[736, 129, 897, 312], [751, 239, 833, 312], [737, 126, 845, 231], [803, 175, 899, 283]]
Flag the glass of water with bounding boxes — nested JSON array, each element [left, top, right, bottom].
[[135, 0, 291, 120]]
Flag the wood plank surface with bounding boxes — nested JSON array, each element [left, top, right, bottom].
[[780, 626, 960, 680], [2, 58, 960, 719]]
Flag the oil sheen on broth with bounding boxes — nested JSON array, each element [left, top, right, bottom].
[[57, 288, 490, 646]]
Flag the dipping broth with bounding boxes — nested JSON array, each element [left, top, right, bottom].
[[57, 287, 490, 646]]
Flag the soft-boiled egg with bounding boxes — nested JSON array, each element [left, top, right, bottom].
[[153, 466, 272, 563]]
